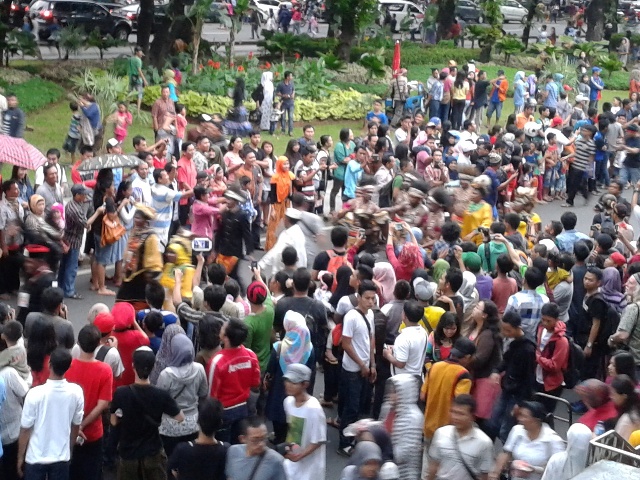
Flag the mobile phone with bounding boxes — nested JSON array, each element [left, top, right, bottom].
[[395, 223, 403, 231], [251, 260, 258, 269], [192, 238, 212, 252]]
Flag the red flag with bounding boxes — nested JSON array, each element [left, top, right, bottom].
[[392, 40, 401, 77]]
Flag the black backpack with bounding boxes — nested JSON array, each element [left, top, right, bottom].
[[563, 335, 585, 389]]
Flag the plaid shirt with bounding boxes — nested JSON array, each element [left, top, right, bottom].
[[504, 289, 549, 342], [64, 199, 88, 250]]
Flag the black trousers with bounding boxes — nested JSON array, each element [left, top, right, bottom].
[[0, 249, 22, 294], [1, 440, 18, 480], [70, 437, 103, 480], [566, 165, 588, 205]]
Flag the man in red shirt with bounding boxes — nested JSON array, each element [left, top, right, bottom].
[[111, 302, 150, 387], [208, 318, 260, 444], [65, 324, 114, 480], [177, 142, 197, 225]]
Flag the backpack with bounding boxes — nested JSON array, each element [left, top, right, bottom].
[[326, 250, 350, 292], [595, 212, 615, 233], [602, 305, 622, 352], [563, 335, 585, 389]]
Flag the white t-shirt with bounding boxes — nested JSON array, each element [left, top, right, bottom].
[[341, 308, 373, 373], [283, 396, 327, 480], [35, 162, 68, 188], [21, 379, 84, 464], [336, 294, 380, 317], [395, 128, 408, 146], [71, 343, 125, 379], [504, 424, 565, 480], [392, 325, 428, 376]]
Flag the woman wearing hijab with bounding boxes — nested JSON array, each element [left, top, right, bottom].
[[24, 194, 63, 247], [157, 332, 208, 457], [378, 375, 423, 480], [386, 224, 424, 282], [431, 259, 450, 285], [340, 441, 383, 480], [265, 310, 315, 443], [576, 379, 619, 431], [600, 266, 627, 314], [373, 262, 396, 306], [458, 270, 479, 327], [513, 71, 527, 114], [260, 71, 274, 131], [150, 324, 187, 384], [265, 156, 295, 250], [540, 423, 592, 480]]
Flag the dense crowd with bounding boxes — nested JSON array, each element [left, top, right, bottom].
[[2, 55, 640, 480]]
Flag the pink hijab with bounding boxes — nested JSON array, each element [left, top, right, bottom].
[[373, 262, 396, 306]]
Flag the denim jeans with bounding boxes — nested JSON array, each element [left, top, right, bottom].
[[595, 159, 610, 187], [620, 165, 640, 186], [25, 461, 70, 480], [217, 403, 249, 445], [280, 103, 295, 135], [428, 99, 440, 121], [438, 102, 450, 123], [486, 101, 503, 121], [338, 369, 369, 448], [487, 392, 519, 443], [58, 247, 80, 297]]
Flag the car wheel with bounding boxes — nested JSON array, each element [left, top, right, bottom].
[[478, 15, 484, 23], [521, 15, 527, 24], [114, 26, 130, 41]]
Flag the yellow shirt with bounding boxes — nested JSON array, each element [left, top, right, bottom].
[[452, 82, 469, 101], [461, 203, 493, 246]]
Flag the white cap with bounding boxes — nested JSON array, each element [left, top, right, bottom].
[[285, 208, 302, 220]]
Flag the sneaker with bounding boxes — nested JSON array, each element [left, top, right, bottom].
[[336, 446, 353, 457], [571, 400, 588, 414]]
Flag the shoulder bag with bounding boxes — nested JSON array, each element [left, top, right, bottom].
[[452, 430, 479, 480], [101, 214, 126, 247]]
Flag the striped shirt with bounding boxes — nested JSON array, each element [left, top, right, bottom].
[[64, 199, 87, 250], [572, 137, 595, 171], [151, 183, 182, 248]]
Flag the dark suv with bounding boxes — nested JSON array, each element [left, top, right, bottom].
[[30, 0, 132, 41]]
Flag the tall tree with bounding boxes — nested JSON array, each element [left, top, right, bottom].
[[148, 0, 193, 68], [137, 0, 154, 54], [521, 0, 538, 46], [436, 0, 455, 41], [585, 0, 605, 40], [219, 0, 250, 67], [325, 0, 378, 61]]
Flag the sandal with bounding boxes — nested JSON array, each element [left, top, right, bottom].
[[66, 293, 83, 300], [327, 417, 340, 429]]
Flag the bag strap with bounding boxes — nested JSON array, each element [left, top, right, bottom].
[[355, 308, 372, 335], [95, 345, 111, 362], [452, 430, 479, 480], [421, 314, 434, 334], [248, 451, 267, 480]]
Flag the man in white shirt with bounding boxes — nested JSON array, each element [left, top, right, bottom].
[[34, 148, 69, 191], [428, 395, 494, 480], [337, 280, 376, 456], [383, 300, 428, 376], [458, 120, 478, 143], [394, 115, 412, 146], [282, 364, 326, 480], [17, 348, 84, 479], [258, 208, 307, 279], [131, 161, 153, 206]]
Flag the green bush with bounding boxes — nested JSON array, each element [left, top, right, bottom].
[[0, 78, 64, 112], [382, 44, 481, 67], [334, 81, 388, 97]]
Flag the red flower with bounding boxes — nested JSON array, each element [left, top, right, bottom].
[[265, 61, 272, 69], [212, 61, 221, 69], [207, 59, 215, 67], [248, 51, 254, 59], [294, 52, 301, 60], [198, 64, 203, 71], [238, 65, 245, 72]]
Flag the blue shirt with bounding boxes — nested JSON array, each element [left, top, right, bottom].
[[366, 111, 388, 125], [483, 168, 500, 207], [556, 229, 590, 254], [589, 76, 604, 101], [513, 81, 526, 107], [0, 376, 5, 457], [81, 103, 101, 130], [504, 289, 549, 341], [490, 80, 502, 103], [343, 160, 363, 199], [543, 82, 559, 108], [430, 81, 443, 102]]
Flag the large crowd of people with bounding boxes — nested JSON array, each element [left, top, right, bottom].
[[2, 55, 640, 480]]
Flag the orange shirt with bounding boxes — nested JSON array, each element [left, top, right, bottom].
[[516, 113, 535, 130]]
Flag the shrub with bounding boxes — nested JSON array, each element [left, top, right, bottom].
[[0, 78, 64, 112], [382, 44, 481, 67]]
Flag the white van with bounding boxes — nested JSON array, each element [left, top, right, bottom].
[[378, 0, 424, 26]]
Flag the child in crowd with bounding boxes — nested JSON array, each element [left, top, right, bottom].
[[62, 101, 82, 162], [239, 176, 258, 222], [114, 101, 133, 143], [270, 101, 283, 135], [175, 103, 187, 153], [142, 310, 165, 354], [314, 271, 335, 312], [0, 320, 31, 382]]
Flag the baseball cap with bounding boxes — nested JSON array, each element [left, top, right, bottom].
[[199, 113, 213, 123], [428, 117, 441, 127], [247, 281, 268, 305], [551, 117, 563, 127], [609, 252, 626, 267], [413, 277, 437, 302], [477, 134, 491, 145], [575, 95, 588, 103], [283, 363, 312, 383], [450, 337, 477, 358], [93, 312, 115, 335], [285, 208, 302, 220], [134, 46, 144, 55], [71, 184, 91, 196]]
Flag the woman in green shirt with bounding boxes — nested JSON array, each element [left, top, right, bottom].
[[329, 128, 355, 211]]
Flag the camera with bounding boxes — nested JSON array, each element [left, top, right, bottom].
[[478, 227, 490, 236], [275, 442, 294, 456], [192, 238, 212, 252]]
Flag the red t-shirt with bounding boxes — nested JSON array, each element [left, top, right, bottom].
[[207, 346, 260, 408], [578, 401, 619, 431], [31, 354, 50, 388], [65, 359, 113, 442], [112, 330, 150, 387]]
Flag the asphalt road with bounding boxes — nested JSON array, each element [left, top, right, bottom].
[[27, 18, 563, 61]]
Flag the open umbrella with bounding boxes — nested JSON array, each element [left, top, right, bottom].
[[0, 136, 48, 170], [392, 39, 401, 77], [76, 154, 142, 172]]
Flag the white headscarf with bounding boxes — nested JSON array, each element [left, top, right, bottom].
[[540, 424, 592, 480], [261, 71, 274, 97]]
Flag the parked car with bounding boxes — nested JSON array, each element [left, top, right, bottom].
[[111, 0, 167, 33], [378, 0, 424, 27], [9, 1, 32, 27], [251, 0, 293, 23], [500, 0, 528, 23], [456, 0, 482, 23], [30, 0, 132, 41]]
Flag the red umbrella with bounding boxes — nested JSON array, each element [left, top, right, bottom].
[[392, 40, 401, 77], [0, 136, 48, 170]]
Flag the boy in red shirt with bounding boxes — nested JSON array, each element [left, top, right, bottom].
[[65, 324, 114, 480], [208, 318, 261, 444], [111, 302, 150, 387]]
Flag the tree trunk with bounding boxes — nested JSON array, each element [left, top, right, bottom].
[[149, 0, 193, 68], [192, 17, 203, 74], [436, 0, 455, 41], [0, 0, 13, 66], [479, 44, 491, 62], [138, 0, 154, 54], [521, 0, 537, 46], [585, 0, 605, 41], [229, 24, 236, 67], [336, 14, 355, 61]]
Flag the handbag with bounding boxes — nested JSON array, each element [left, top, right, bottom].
[[472, 377, 501, 419], [101, 215, 126, 247]]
